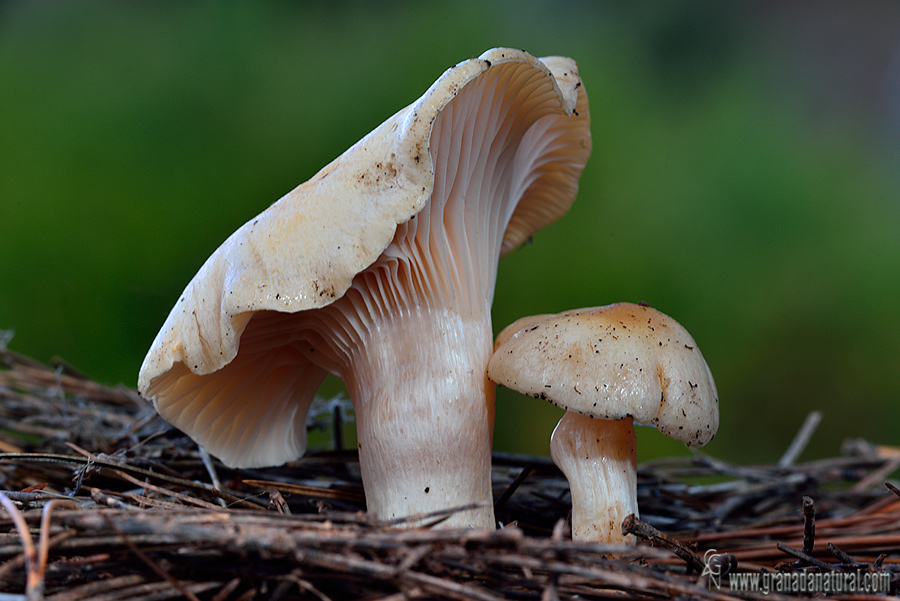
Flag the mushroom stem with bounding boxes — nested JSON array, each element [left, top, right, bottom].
[[550, 412, 637, 543], [345, 307, 495, 529]]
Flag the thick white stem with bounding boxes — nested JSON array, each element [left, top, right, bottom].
[[550, 412, 637, 543], [346, 307, 496, 529]]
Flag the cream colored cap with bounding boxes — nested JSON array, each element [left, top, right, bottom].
[[489, 303, 718, 446]]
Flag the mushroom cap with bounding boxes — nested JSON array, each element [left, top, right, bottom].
[[138, 48, 591, 467], [488, 303, 718, 446]]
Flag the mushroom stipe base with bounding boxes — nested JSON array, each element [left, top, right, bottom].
[[551, 413, 638, 544], [342, 308, 496, 529]]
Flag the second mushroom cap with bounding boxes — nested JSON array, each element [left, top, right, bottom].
[[488, 302, 719, 446]]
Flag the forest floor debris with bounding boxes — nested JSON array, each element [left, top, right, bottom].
[[1, 347, 898, 599]]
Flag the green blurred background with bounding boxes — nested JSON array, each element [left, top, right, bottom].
[[3, 1, 899, 464]]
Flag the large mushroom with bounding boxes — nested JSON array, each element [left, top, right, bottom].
[[488, 303, 718, 541], [138, 48, 591, 528]]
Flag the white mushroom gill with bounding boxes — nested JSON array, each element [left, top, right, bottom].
[[141, 316, 327, 465], [283, 60, 580, 528]]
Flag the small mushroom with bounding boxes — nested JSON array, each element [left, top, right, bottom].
[[488, 302, 718, 542], [138, 48, 591, 529]]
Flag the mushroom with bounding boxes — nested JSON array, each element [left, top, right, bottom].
[[487, 302, 718, 541], [138, 48, 591, 529]]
